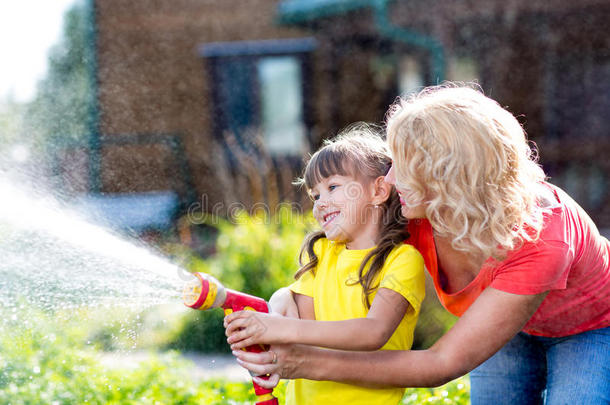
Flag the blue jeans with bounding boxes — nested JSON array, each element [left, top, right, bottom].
[[470, 327, 610, 405]]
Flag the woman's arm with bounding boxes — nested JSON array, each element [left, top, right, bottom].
[[234, 287, 547, 388], [225, 288, 410, 351]]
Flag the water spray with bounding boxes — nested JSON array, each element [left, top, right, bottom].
[[183, 272, 278, 405]]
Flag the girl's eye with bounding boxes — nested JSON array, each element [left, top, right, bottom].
[[311, 194, 320, 201], [328, 185, 338, 191]]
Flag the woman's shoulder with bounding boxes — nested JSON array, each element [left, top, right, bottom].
[[538, 182, 585, 217], [537, 182, 562, 209], [536, 182, 592, 244]]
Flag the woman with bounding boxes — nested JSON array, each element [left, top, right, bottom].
[[226, 84, 610, 404]]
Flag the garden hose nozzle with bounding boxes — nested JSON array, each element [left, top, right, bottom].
[[182, 272, 226, 310], [182, 272, 278, 405]]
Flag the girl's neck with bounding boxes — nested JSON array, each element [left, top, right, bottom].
[[345, 239, 376, 250], [345, 216, 381, 250]]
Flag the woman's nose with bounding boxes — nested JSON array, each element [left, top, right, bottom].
[[384, 165, 396, 185]]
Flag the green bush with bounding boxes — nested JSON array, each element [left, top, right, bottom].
[[413, 279, 459, 350], [0, 307, 285, 404], [170, 208, 315, 352], [0, 308, 468, 404], [166, 310, 230, 353], [205, 209, 314, 300], [402, 377, 470, 404]]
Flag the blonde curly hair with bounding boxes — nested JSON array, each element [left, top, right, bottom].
[[386, 83, 549, 259]]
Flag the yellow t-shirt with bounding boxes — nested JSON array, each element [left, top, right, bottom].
[[286, 238, 426, 405]]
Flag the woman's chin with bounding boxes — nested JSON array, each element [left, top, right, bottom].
[[401, 205, 426, 219], [400, 205, 412, 218]]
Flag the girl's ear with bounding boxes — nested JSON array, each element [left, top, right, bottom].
[[372, 176, 392, 205]]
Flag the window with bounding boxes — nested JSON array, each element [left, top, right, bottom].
[[258, 57, 306, 155], [448, 56, 479, 83], [398, 56, 424, 96], [201, 38, 315, 157]]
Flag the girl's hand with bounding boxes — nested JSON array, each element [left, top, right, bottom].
[[224, 311, 292, 349]]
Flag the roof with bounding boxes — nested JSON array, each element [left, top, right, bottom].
[[277, 0, 375, 25], [200, 37, 317, 57]]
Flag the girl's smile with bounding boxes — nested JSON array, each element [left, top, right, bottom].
[[322, 211, 341, 227]]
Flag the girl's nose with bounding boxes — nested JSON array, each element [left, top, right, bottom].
[[314, 196, 328, 208], [384, 165, 396, 185], [313, 190, 331, 210]]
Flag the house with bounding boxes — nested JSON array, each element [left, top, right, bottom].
[[86, 0, 609, 229]]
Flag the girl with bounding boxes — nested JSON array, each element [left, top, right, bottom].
[[224, 125, 425, 405]]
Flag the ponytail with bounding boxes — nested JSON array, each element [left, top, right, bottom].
[[294, 230, 326, 280], [351, 189, 409, 308]]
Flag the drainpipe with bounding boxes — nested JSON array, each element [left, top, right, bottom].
[[372, 0, 445, 83], [86, 0, 101, 193]]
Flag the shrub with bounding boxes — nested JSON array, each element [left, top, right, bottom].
[[413, 278, 459, 350], [402, 377, 470, 404], [0, 307, 283, 404], [169, 208, 315, 352], [167, 310, 230, 353], [205, 208, 314, 300], [0, 305, 469, 404]]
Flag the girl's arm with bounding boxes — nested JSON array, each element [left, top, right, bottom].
[[293, 293, 315, 320], [225, 288, 409, 351], [268, 287, 299, 318], [234, 287, 547, 388]]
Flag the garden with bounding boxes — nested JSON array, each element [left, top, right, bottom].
[[0, 207, 468, 404]]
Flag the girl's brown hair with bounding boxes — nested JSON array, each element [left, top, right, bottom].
[[294, 123, 409, 308]]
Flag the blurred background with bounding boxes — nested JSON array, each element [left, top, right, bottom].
[[0, 0, 608, 403], [2, 0, 608, 235]]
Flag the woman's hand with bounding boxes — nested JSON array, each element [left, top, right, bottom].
[[224, 311, 293, 349], [232, 344, 311, 389]]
